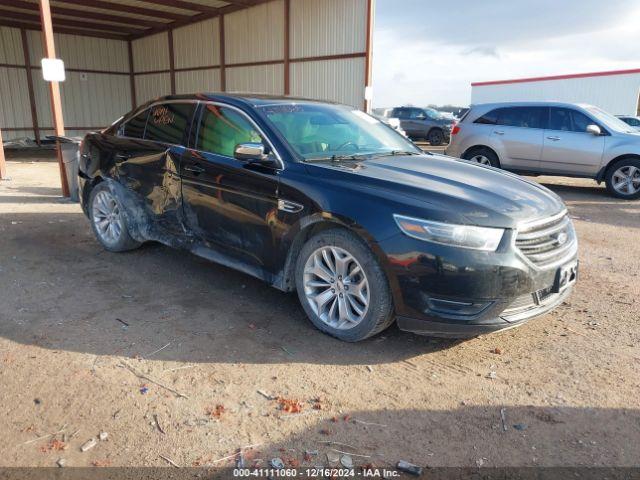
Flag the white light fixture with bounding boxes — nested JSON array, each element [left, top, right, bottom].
[[41, 58, 66, 82]]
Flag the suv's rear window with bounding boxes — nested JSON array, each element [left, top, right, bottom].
[[475, 107, 545, 129]]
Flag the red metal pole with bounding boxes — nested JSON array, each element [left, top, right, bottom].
[[39, 0, 70, 197]]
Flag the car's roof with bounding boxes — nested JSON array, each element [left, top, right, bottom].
[[470, 101, 595, 109], [145, 93, 343, 108]]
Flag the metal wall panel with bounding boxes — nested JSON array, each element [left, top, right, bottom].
[[0, 67, 32, 140], [226, 64, 284, 95], [173, 17, 220, 69], [32, 71, 131, 129], [225, 0, 285, 64], [27, 30, 128, 71], [290, 0, 367, 58], [290, 58, 365, 108], [135, 73, 171, 104], [132, 32, 169, 73], [471, 74, 640, 116], [175, 68, 221, 94], [0, 26, 24, 65]]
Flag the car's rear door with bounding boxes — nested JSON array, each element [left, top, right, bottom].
[[540, 107, 606, 176], [123, 101, 196, 234], [180, 102, 281, 271], [490, 106, 546, 170]]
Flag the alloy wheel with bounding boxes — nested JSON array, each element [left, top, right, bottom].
[[303, 246, 370, 330], [92, 190, 124, 245], [612, 165, 640, 195], [471, 154, 491, 165]]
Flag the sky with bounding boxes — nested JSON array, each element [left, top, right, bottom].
[[372, 0, 640, 108]]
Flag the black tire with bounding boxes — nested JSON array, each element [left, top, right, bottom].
[[294, 228, 395, 342], [428, 128, 445, 146], [605, 157, 640, 200], [89, 182, 142, 252], [462, 146, 500, 168]]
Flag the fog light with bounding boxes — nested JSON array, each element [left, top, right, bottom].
[[427, 298, 492, 316]]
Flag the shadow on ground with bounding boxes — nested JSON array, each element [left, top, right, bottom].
[[0, 210, 460, 366]]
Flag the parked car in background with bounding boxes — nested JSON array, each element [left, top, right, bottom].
[[390, 107, 456, 146], [617, 115, 640, 131], [79, 94, 576, 341], [446, 102, 640, 199]]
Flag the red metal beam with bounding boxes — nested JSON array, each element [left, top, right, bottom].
[[168, 28, 176, 94], [364, 0, 374, 112], [219, 14, 226, 91], [136, 0, 222, 15], [20, 28, 41, 145], [55, 0, 192, 21], [8, 0, 168, 28], [283, 0, 290, 95], [0, 128, 6, 180], [127, 40, 137, 109], [0, 18, 128, 39], [39, 0, 70, 197], [0, 8, 148, 35], [472, 68, 640, 87]]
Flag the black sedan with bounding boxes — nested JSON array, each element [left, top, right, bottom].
[[79, 94, 578, 342]]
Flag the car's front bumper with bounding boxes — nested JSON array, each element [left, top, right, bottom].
[[378, 232, 577, 338]]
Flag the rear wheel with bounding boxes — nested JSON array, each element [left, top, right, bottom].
[[295, 229, 394, 342], [463, 147, 500, 168], [89, 183, 141, 252], [428, 128, 445, 146], [605, 158, 640, 199]]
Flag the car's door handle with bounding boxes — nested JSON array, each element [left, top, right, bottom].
[[115, 153, 130, 160], [494, 130, 505, 135], [183, 164, 205, 174], [546, 136, 561, 141]]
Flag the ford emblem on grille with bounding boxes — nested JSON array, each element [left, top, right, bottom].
[[556, 231, 568, 246]]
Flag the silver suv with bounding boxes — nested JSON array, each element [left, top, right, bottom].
[[445, 102, 640, 199]]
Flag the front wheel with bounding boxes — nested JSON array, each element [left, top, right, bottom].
[[605, 158, 640, 199], [89, 183, 141, 252], [295, 229, 395, 342]]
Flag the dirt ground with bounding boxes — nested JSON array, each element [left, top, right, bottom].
[[0, 152, 639, 472]]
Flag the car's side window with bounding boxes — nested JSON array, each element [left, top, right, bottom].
[[408, 109, 424, 119], [474, 109, 499, 125], [120, 109, 149, 138], [548, 108, 594, 133], [496, 107, 545, 129], [144, 102, 195, 145], [196, 104, 264, 158]]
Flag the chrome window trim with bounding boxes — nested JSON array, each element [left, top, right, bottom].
[[197, 100, 284, 171]]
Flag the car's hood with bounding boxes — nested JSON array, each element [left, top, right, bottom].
[[306, 154, 565, 228]]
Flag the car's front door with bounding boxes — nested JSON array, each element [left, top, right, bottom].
[[180, 103, 281, 271], [540, 107, 606, 176], [490, 106, 546, 171]]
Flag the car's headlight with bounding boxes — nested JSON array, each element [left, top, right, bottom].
[[393, 214, 505, 251]]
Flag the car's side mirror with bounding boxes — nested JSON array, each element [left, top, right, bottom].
[[586, 124, 602, 136], [234, 143, 274, 165], [416, 114, 426, 120]]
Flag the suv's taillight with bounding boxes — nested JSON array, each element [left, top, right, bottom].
[[451, 124, 461, 135]]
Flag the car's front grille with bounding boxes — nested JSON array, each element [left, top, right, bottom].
[[515, 212, 577, 268]]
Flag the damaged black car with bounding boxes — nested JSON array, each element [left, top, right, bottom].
[[79, 94, 578, 342]]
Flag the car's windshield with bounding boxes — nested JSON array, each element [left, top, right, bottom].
[[259, 103, 422, 160], [586, 106, 637, 133]]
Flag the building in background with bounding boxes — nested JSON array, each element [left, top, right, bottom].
[[0, 0, 374, 142], [471, 68, 640, 116]]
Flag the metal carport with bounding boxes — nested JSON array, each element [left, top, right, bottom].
[[0, 0, 375, 194]]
